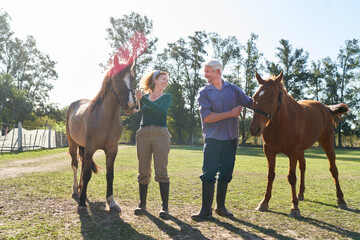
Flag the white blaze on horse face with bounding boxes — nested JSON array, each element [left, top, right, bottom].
[[124, 73, 135, 107], [259, 90, 266, 98]]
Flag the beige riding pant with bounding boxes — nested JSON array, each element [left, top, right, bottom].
[[136, 126, 171, 184]]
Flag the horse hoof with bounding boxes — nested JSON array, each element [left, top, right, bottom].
[[298, 195, 304, 201], [106, 195, 122, 213], [256, 204, 268, 212], [338, 202, 348, 210], [106, 204, 122, 213], [289, 209, 301, 218]]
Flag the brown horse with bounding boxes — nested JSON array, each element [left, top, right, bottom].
[[250, 71, 349, 218], [66, 55, 136, 211]]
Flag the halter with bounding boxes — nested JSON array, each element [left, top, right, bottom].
[[253, 85, 282, 119], [110, 85, 134, 107]]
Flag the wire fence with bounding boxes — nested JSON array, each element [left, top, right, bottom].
[[0, 122, 67, 153]]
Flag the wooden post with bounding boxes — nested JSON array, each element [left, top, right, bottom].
[[18, 122, 23, 152], [48, 126, 52, 149]]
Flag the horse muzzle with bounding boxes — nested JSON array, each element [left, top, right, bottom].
[[250, 127, 263, 137], [250, 120, 265, 136], [125, 106, 136, 115]]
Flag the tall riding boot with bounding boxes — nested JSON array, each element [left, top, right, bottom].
[[159, 182, 170, 219], [191, 181, 215, 220], [215, 181, 233, 217], [134, 184, 148, 215]]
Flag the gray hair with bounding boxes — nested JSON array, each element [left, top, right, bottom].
[[203, 59, 223, 75]]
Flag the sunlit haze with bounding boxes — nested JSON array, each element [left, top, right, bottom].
[[1, 0, 359, 108]]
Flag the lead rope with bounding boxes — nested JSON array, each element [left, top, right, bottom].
[[133, 88, 144, 113]]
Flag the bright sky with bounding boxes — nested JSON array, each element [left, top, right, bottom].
[[1, 0, 359, 108]]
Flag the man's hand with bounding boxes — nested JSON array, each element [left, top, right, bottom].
[[230, 106, 242, 117], [203, 106, 243, 123]]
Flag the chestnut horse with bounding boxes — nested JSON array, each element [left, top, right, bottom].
[[66, 55, 136, 211], [250, 71, 348, 218]]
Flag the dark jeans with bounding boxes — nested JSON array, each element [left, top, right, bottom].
[[200, 138, 237, 183]]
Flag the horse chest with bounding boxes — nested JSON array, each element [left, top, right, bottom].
[[263, 124, 298, 153]]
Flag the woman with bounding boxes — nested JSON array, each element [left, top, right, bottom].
[[134, 70, 172, 219]]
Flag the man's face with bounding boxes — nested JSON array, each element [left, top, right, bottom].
[[204, 66, 217, 83]]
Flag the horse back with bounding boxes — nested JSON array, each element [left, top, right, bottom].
[[66, 99, 91, 147], [264, 99, 333, 153]]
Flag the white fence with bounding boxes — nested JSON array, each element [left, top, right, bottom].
[[0, 122, 67, 153]]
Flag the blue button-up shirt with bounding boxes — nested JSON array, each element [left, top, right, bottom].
[[198, 80, 253, 141]]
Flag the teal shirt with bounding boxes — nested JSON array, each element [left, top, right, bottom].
[[140, 93, 172, 127]]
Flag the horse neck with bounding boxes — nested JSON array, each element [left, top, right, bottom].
[[100, 89, 121, 116], [273, 86, 300, 122]]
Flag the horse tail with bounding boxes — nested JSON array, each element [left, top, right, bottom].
[[326, 103, 349, 127], [78, 146, 100, 174]]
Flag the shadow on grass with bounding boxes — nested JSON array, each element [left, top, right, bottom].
[[269, 210, 360, 239], [306, 199, 360, 214], [237, 146, 265, 157], [208, 216, 295, 240], [144, 212, 210, 240], [73, 195, 155, 240]]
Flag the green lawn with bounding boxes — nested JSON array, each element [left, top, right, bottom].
[[0, 145, 359, 239]]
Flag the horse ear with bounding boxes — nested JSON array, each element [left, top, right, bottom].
[[255, 71, 265, 85], [114, 54, 120, 68], [274, 70, 283, 85]]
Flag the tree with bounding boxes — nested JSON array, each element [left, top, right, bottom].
[[240, 33, 263, 144], [105, 12, 158, 142], [105, 12, 158, 82], [308, 60, 323, 101], [266, 39, 309, 100], [154, 49, 191, 144], [0, 9, 13, 58], [0, 9, 58, 124], [209, 32, 240, 70], [166, 31, 208, 143], [0, 73, 32, 123], [336, 39, 360, 146]]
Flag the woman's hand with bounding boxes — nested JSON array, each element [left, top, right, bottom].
[[136, 89, 143, 100]]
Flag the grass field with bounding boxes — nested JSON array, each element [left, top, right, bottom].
[[0, 145, 359, 239]]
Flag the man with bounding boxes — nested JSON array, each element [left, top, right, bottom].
[[191, 59, 253, 220]]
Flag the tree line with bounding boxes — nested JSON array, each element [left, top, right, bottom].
[[1, 10, 359, 146], [0, 9, 66, 130]]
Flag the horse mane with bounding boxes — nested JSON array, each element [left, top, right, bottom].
[[266, 75, 290, 97], [88, 66, 130, 113], [88, 75, 112, 113]]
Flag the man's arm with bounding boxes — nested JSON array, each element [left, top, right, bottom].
[[203, 106, 242, 123]]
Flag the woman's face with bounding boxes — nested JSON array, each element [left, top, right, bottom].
[[154, 74, 169, 92]]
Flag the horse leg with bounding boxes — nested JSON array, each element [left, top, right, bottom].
[[79, 148, 95, 208], [319, 138, 347, 209], [256, 145, 276, 212], [78, 146, 85, 193], [68, 140, 79, 195], [104, 146, 121, 212], [297, 152, 306, 201], [288, 155, 301, 218]]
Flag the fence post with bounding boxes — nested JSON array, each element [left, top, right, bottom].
[[18, 122, 23, 152], [48, 126, 52, 149]]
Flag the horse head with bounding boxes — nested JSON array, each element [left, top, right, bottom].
[[109, 55, 136, 114], [250, 71, 283, 136]]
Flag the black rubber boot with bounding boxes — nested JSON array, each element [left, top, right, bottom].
[[215, 181, 233, 217], [191, 181, 215, 220], [134, 184, 148, 215], [159, 182, 170, 219]]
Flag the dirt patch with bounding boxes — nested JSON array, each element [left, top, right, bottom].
[[0, 146, 131, 180]]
